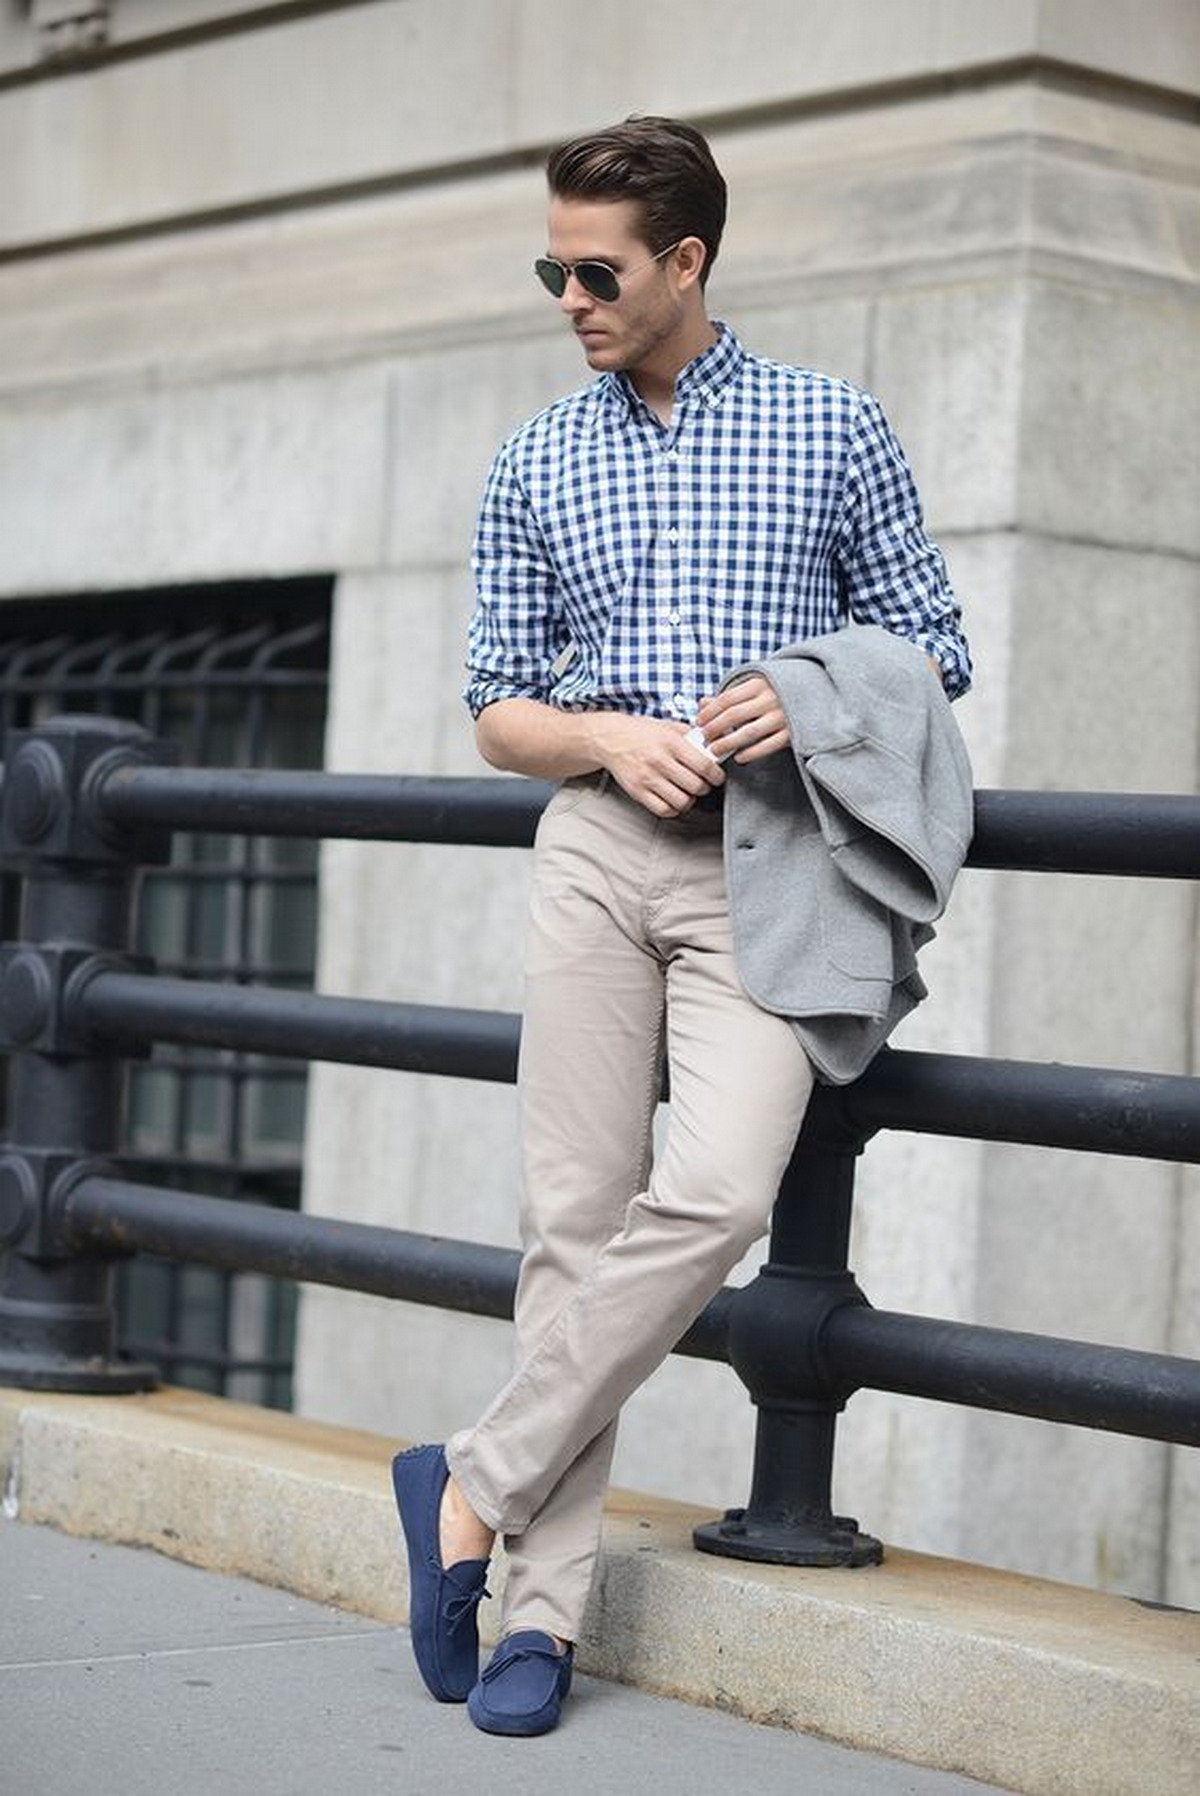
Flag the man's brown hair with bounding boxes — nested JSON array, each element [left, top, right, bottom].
[[545, 116, 727, 288]]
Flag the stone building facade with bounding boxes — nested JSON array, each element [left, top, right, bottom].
[[2, 1, 1199, 1602]]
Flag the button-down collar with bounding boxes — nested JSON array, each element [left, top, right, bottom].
[[603, 320, 745, 420]]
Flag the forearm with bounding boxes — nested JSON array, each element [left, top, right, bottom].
[[474, 697, 608, 780], [475, 696, 724, 819]]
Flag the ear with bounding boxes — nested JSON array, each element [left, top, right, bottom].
[[673, 235, 708, 292]]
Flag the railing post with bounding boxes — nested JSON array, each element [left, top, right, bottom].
[[0, 715, 173, 1390], [694, 1087, 883, 1566]]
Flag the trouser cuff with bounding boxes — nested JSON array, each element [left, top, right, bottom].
[[444, 1432, 523, 1536]]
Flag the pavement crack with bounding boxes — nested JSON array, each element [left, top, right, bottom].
[[0, 1629, 385, 1673]]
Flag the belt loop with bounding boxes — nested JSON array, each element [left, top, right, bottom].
[[596, 769, 611, 796]]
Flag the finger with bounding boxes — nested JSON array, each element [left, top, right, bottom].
[[715, 708, 786, 754], [702, 693, 778, 743], [695, 692, 731, 725], [705, 715, 757, 755], [649, 767, 705, 809], [696, 680, 766, 725], [636, 783, 676, 818], [726, 688, 779, 726], [670, 743, 725, 789], [657, 765, 709, 800], [710, 708, 787, 757], [735, 727, 792, 764], [683, 754, 726, 788]]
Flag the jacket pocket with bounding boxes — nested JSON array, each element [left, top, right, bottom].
[[818, 859, 895, 984]]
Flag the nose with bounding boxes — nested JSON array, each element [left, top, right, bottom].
[[559, 271, 594, 318]]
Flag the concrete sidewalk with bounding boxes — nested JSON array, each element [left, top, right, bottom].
[[1, 1521, 1012, 1796], [2, 1385, 1198, 1795]]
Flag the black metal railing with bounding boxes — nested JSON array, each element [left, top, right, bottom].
[[0, 584, 332, 1405], [1, 713, 1199, 1567]]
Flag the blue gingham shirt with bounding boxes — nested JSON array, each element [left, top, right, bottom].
[[464, 324, 970, 722]]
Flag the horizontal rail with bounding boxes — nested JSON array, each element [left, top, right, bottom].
[[99, 768, 551, 849], [94, 765, 1200, 878], [843, 1048, 1200, 1161], [825, 1306, 1200, 1446], [68, 1178, 518, 1317], [968, 789, 1200, 878], [77, 971, 1200, 1162], [64, 1176, 1200, 1444], [79, 973, 520, 1082], [63, 1177, 732, 1363]]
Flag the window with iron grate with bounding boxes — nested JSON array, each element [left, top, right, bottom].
[[0, 578, 332, 1407]]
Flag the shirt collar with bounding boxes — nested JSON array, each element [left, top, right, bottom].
[[602, 321, 744, 420]]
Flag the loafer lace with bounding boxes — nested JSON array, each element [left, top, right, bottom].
[[443, 1575, 490, 1633], [479, 1639, 560, 1683]]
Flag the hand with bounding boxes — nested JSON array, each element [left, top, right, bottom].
[[590, 713, 725, 818], [695, 676, 790, 765]]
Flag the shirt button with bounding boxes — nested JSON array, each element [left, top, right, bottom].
[[673, 693, 689, 714], [668, 527, 679, 545], [667, 610, 681, 626]]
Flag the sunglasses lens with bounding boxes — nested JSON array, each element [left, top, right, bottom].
[[534, 258, 567, 298], [576, 262, 620, 302], [534, 258, 622, 302]]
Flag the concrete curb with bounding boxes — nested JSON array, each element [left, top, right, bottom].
[[2, 1385, 1197, 1795]]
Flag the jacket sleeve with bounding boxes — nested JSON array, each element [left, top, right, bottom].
[[834, 392, 972, 699]]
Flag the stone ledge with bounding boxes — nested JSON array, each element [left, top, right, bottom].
[[2, 1384, 1196, 1796]]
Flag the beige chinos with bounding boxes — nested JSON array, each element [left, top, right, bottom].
[[446, 773, 814, 1642]]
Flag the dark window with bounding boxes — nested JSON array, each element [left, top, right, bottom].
[[0, 579, 332, 1407]]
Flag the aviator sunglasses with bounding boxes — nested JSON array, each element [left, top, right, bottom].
[[534, 240, 683, 303]]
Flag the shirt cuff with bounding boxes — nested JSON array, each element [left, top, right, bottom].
[[462, 676, 548, 722], [917, 637, 972, 701]]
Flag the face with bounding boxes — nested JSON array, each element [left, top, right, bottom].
[[545, 196, 693, 377]]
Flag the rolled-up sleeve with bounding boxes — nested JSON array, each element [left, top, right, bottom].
[[835, 393, 972, 699], [463, 446, 565, 720]]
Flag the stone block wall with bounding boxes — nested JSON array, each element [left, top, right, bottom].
[[0, 1, 1197, 1602]]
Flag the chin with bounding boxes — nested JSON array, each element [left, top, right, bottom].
[[574, 326, 626, 361]]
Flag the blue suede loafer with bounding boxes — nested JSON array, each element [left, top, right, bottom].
[[467, 1629, 574, 1736], [391, 1443, 490, 1703]]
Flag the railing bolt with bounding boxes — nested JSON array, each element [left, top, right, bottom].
[[0, 1157, 35, 1249], [1, 951, 53, 1046], [6, 740, 65, 843]]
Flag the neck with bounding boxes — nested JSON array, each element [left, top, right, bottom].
[[630, 314, 718, 423]]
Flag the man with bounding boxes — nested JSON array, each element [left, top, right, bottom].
[[393, 115, 971, 1737]]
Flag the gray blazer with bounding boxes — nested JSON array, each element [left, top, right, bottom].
[[721, 626, 974, 1085]]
